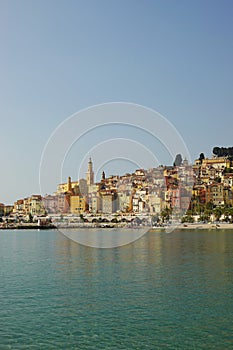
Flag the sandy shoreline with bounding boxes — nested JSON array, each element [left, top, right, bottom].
[[151, 223, 233, 231], [1, 222, 233, 231]]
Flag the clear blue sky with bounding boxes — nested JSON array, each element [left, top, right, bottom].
[[0, 0, 233, 204]]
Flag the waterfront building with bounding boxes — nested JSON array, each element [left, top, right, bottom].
[[138, 199, 146, 212], [147, 194, 162, 214], [170, 187, 192, 213], [0, 203, 4, 217], [132, 195, 144, 213], [223, 186, 233, 206], [70, 195, 87, 215], [118, 191, 131, 212], [43, 195, 59, 214], [29, 195, 46, 216], [206, 183, 225, 206], [206, 183, 233, 207], [23, 198, 30, 215], [192, 185, 206, 205], [57, 193, 70, 214], [7, 150, 233, 222], [4, 205, 14, 216], [13, 199, 24, 215], [100, 190, 118, 214], [90, 194, 101, 214]]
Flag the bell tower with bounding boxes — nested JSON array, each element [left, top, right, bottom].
[[86, 157, 94, 186], [67, 176, 72, 192]]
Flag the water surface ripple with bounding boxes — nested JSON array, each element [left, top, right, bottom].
[[0, 229, 232, 349]]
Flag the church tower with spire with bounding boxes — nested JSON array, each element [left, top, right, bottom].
[[86, 157, 94, 186]]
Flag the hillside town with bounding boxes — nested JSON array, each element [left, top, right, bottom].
[[1, 148, 233, 229]]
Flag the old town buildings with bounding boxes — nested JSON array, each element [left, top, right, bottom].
[[1, 153, 233, 220]]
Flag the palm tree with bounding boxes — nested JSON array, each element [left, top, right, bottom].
[[213, 207, 222, 222], [160, 207, 172, 223]]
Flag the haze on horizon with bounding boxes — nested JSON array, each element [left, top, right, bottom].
[[0, 0, 233, 204]]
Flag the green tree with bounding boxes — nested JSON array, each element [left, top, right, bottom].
[[173, 154, 183, 167], [224, 167, 233, 174], [151, 215, 159, 226], [206, 201, 214, 210], [228, 207, 233, 223], [160, 207, 172, 222], [199, 153, 205, 163], [213, 207, 222, 221], [181, 215, 194, 223], [199, 213, 210, 222], [28, 213, 33, 223]]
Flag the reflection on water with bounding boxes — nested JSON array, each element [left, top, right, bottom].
[[59, 227, 149, 248], [0, 229, 232, 349], [56, 229, 164, 273]]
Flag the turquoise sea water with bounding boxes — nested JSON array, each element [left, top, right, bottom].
[[0, 229, 232, 349]]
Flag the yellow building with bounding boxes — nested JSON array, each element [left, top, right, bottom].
[[13, 199, 24, 214], [23, 198, 30, 215], [0, 203, 5, 216], [70, 195, 87, 215], [4, 205, 14, 216], [29, 195, 46, 216], [195, 157, 231, 169], [56, 177, 79, 194], [57, 159, 94, 195]]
